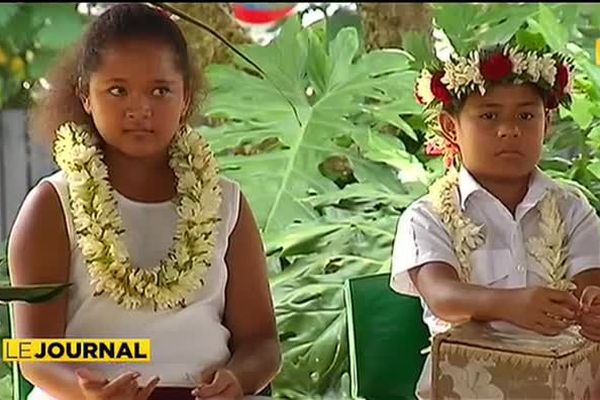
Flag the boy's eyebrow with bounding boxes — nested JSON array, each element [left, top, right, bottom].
[[477, 101, 539, 108]]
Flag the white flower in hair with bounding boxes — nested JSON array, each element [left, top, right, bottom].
[[468, 51, 486, 95], [540, 54, 557, 87], [564, 71, 574, 95], [508, 47, 527, 75], [525, 52, 542, 82], [415, 69, 435, 105], [442, 55, 484, 96]]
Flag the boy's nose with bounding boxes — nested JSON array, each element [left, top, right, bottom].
[[497, 124, 521, 138]]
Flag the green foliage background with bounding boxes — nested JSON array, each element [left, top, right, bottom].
[[3, 3, 600, 399]]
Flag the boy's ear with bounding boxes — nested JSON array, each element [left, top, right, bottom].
[[439, 111, 459, 144], [543, 109, 553, 139]]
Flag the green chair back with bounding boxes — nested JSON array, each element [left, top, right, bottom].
[[345, 273, 430, 400]]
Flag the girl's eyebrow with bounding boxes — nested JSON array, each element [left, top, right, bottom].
[[100, 78, 178, 84], [102, 77, 127, 83], [152, 79, 178, 85]]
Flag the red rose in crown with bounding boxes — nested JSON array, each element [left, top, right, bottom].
[[480, 53, 513, 81]]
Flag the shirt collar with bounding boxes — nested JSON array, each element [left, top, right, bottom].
[[458, 167, 554, 211]]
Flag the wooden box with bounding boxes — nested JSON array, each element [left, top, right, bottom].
[[432, 322, 600, 399]]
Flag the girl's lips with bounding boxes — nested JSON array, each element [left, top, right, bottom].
[[123, 129, 154, 135]]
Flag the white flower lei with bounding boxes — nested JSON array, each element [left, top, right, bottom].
[[54, 123, 222, 311], [429, 170, 575, 290]]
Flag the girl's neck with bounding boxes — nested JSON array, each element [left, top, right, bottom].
[[103, 145, 176, 203], [469, 170, 532, 217]]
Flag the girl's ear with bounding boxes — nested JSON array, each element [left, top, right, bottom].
[[179, 89, 192, 125], [77, 78, 92, 115], [439, 110, 459, 144], [81, 96, 92, 115]]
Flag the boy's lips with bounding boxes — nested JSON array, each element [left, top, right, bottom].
[[496, 149, 524, 157]]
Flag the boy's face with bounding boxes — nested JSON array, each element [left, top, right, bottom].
[[439, 84, 550, 181]]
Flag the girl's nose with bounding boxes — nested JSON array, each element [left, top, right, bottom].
[[125, 95, 152, 120]]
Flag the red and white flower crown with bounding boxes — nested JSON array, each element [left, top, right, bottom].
[[415, 44, 573, 111], [416, 44, 574, 168]]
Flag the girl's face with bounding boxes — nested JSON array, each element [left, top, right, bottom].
[[82, 38, 189, 160], [440, 84, 550, 181]]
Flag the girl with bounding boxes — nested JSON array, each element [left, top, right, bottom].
[[8, 4, 280, 400], [391, 42, 600, 398]]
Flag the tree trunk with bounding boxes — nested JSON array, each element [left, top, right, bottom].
[[170, 3, 252, 126], [359, 3, 433, 50], [171, 3, 252, 70]]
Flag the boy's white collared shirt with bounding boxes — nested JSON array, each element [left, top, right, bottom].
[[391, 167, 600, 336]]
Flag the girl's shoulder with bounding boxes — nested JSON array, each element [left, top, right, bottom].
[[217, 175, 243, 236], [218, 175, 240, 195]]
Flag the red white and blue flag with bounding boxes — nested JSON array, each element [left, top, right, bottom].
[[231, 3, 298, 26]]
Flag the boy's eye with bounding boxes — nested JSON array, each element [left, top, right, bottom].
[[480, 112, 496, 120], [152, 87, 171, 97], [108, 86, 126, 96], [518, 112, 534, 120]]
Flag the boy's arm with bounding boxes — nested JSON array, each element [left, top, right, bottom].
[[408, 262, 507, 323], [564, 189, 600, 290], [410, 262, 579, 336]]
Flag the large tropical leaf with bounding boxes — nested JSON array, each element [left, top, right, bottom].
[[201, 18, 419, 237], [0, 284, 72, 304], [267, 213, 399, 397], [433, 3, 555, 54]]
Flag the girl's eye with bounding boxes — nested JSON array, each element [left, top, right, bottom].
[[480, 112, 496, 120], [152, 87, 171, 97], [108, 86, 126, 96]]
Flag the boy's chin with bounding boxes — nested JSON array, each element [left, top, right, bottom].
[[468, 165, 537, 183]]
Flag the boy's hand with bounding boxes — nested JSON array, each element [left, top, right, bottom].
[[578, 286, 600, 342], [499, 287, 579, 336]]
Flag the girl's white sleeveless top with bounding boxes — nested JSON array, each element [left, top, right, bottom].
[[28, 171, 240, 399]]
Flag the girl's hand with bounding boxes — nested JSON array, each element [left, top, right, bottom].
[[191, 368, 243, 400], [76, 368, 160, 400]]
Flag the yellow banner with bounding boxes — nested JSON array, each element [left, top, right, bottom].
[[596, 39, 600, 66], [3, 339, 151, 363]]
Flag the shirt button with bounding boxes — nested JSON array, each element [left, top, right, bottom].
[[517, 264, 524, 272]]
